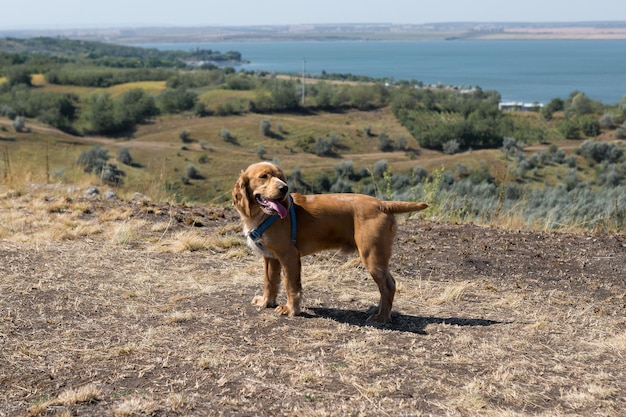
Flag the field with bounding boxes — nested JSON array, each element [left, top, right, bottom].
[[1, 185, 625, 416]]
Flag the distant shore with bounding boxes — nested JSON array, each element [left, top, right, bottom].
[[3, 22, 626, 43]]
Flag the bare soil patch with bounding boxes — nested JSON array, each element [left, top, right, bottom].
[[1, 191, 625, 416]]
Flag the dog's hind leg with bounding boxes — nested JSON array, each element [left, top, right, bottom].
[[356, 219, 397, 323], [365, 266, 396, 323]]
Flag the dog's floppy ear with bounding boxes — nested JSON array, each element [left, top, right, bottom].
[[232, 171, 251, 216]]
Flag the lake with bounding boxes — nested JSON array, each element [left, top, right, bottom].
[[141, 40, 626, 105]]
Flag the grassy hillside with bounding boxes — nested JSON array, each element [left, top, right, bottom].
[[1, 36, 625, 232], [1, 104, 425, 201], [2, 97, 624, 233]]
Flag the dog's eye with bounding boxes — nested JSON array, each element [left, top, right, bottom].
[[259, 174, 269, 179]]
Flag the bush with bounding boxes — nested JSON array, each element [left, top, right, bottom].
[[77, 145, 109, 174], [599, 113, 616, 129], [0, 104, 17, 120], [334, 160, 355, 179], [580, 117, 601, 137], [12, 116, 25, 132], [77, 145, 125, 184], [220, 128, 237, 144], [377, 132, 393, 152], [260, 119, 271, 136], [468, 164, 494, 185], [179, 130, 191, 143], [442, 139, 460, 155], [412, 166, 429, 183], [185, 164, 202, 180], [551, 149, 566, 164], [330, 178, 353, 193], [578, 140, 624, 163], [372, 159, 388, 178], [314, 135, 339, 156], [117, 147, 132, 166], [559, 119, 580, 139]]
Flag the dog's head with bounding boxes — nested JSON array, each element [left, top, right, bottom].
[[233, 162, 290, 219]]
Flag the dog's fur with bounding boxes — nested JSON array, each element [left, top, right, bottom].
[[232, 162, 428, 323]]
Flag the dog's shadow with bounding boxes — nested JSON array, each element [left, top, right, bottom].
[[304, 307, 503, 334]]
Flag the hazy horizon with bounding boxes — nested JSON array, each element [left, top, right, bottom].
[[1, 0, 625, 30]]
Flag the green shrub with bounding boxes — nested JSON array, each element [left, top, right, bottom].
[[118, 147, 132, 166], [260, 119, 271, 136]]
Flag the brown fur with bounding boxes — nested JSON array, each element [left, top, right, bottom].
[[232, 162, 428, 323]]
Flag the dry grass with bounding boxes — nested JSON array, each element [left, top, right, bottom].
[[1, 185, 625, 416]]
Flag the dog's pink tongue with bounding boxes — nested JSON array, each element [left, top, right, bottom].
[[268, 200, 287, 219]]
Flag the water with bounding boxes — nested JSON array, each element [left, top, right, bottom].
[[140, 40, 626, 104]]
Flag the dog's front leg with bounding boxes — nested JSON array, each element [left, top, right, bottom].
[[252, 257, 281, 309], [275, 250, 302, 317]]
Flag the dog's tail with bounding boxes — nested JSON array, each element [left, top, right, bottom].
[[381, 201, 429, 214]]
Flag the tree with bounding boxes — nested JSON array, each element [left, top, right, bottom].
[[540, 98, 564, 120], [157, 88, 197, 114], [84, 94, 118, 134], [35, 93, 79, 131], [5, 66, 32, 87], [567, 92, 594, 116], [270, 79, 299, 111], [310, 81, 334, 109], [117, 88, 159, 125]]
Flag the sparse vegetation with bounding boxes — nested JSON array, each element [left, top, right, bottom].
[[0, 188, 624, 416]]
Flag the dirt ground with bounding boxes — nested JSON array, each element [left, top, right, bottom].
[[1, 191, 625, 416]]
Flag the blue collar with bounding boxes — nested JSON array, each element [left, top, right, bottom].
[[248, 194, 297, 244]]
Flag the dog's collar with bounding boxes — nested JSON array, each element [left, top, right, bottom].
[[248, 194, 297, 244]]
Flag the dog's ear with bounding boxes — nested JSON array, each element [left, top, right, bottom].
[[232, 172, 251, 216]]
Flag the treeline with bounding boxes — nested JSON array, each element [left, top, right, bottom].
[[0, 37, 242, 68], [44, 65, 177, 87], [391, 86, 510, 150]]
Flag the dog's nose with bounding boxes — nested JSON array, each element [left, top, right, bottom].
[[278, 184, 289, 194]]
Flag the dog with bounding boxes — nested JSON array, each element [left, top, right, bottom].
[[232, 162, 428, 323]]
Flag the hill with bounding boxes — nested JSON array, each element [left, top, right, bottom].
[[1, 185, 625, 415]]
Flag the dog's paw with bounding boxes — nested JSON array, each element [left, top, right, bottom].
[[365, 306, 391, 324], [275, 304, 299, 317], [252, 296, 277, 309]]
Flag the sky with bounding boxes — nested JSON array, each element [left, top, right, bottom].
[[2, 0, 625, 30]]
